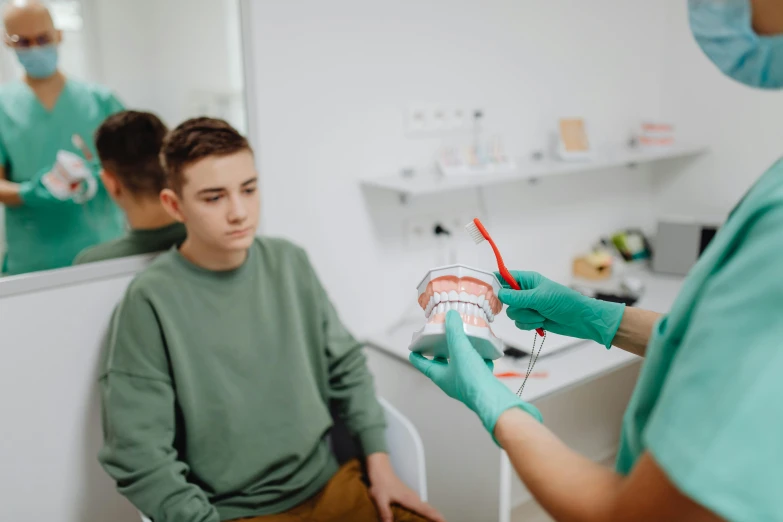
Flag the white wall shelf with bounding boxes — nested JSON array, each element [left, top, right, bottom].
[[361, 143, 708, 202]]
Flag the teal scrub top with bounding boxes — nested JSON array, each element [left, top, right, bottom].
[[616, 159, 783, 521], [0, 79, 126, 275]]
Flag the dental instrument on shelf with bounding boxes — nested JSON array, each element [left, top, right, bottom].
[[409, 264, 506, 361], [555, 118, 592, 161], [436, 109, 516, 176], [437, 140, 516, 176], [635, 121, 675, 149]]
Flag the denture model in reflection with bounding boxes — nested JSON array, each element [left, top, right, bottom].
[[42, 150, 97, 204], [409, 264, 505, 360]]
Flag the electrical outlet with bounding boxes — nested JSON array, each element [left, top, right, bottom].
[[406, 105, 474, 135], [404, 214, 442, 249], [406, 106, 430, 134], [431, 107, 447, 131], [404, 211, 485, 249], [403, 214, 455, 250], [451, 108, 467, 130], [406, 105, 447, 134], [449, 212, 487, 241]]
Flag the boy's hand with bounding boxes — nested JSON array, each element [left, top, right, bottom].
[[366, 452, 445, 522]]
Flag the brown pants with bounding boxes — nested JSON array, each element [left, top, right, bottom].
[[232, 460, 431, 522]]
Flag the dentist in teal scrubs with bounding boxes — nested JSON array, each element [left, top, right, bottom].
[[411, 1, 783, 520], [0, 0, 124, 275]]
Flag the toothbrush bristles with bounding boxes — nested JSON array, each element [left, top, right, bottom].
[[465, 221, 486, 245]]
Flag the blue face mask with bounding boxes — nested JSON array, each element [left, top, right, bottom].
[[689, 0, 783, 89], [15, 44, 59, 79]]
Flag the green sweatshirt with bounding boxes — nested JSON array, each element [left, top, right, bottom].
[[98, 237, 387, 522], [73, 222, 187, 265]]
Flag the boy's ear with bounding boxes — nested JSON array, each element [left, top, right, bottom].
[[100, 169, 121, 199], [160, 188, 185, 223]]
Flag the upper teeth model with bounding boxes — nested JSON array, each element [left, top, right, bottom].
[[409, 264, 505, 360], [417, 272, 503, 326]]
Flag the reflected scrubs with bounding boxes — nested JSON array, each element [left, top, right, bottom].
[[616, 159, 783, 521], [0, 79, 125, 275]]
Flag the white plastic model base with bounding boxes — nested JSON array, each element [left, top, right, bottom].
[[41, 150, 97, 203], [409, 264, 505, 360]]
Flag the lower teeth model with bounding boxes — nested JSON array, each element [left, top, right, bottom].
[[409, 264, 505, 360]]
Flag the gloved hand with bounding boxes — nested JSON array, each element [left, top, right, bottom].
[[410, 311, 542, 442], [19, 157, 99, 208], [497, 271, 625, 349], [18, 170, 76, 209]]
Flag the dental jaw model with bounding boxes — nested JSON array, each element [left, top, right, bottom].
[[409, 264, 505, 360], [41, 150, 97, 204]]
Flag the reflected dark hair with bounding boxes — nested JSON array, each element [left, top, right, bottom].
[[94, 110, 168, 197], [160, 117, 252, 194]]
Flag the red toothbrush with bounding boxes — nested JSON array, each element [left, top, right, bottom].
[[465, 217, 545, 337]]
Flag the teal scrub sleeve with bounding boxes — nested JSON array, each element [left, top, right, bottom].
[[0, 133, 8, 173], [101, 91, 125, 117], [643, 205, 783, 522]]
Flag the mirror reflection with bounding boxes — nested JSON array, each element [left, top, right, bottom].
[[0, 0, 247, 277]]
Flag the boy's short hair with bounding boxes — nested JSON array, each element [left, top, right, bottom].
[[160, 117, 252, 194], [94, 111, 169, 197]]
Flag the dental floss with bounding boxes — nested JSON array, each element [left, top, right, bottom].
[[516, 330, 546, 398]]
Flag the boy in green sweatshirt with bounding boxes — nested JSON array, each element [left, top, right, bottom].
[[98, 118, 443, 522], [73, 111, 186, 264]]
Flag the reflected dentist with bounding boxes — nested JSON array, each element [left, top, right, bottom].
[[0, 0, 125, 276]]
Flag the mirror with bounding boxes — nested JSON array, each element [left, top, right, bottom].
[[0, 0, 249, 279]]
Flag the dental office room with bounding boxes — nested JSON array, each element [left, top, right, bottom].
[[1, 0, 782, 521]]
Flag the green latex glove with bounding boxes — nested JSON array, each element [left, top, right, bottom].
[[18, 173, 73, 209], [409, 310, 542, 441], [497, 271, 626, 349], [19, 159, 99, 209]]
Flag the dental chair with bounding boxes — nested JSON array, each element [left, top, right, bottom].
[[140, 397, 427, 522]]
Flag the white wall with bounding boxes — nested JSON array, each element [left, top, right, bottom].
[[91, 0, 246, 131], [247, 0, 674, 338], [85, 0, 156, 108], [0, 272, 140, 522], [653, 2, 783, 218]]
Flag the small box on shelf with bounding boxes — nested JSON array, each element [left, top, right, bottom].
[[437, 138, 516, 177]]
